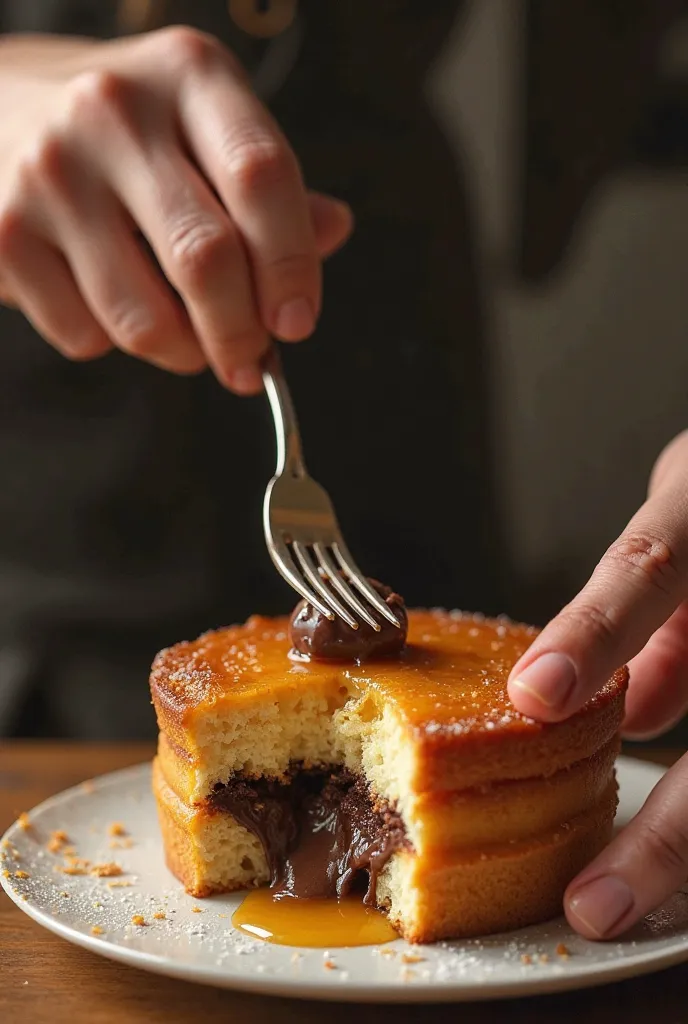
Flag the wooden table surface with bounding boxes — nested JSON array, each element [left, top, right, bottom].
[[0, 742, 686, 1024]]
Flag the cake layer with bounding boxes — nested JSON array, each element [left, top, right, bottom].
[[151, 611, 628, 806], [154, 757, 267, 898], [153, 756, 618, 941], [403, 736, 619, 853], [153, 746, 618, 886], [377, 781, 619, 943], [155, 732, 618, 857]]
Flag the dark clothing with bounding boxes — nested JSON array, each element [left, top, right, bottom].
[[0, 1, 501, 737]]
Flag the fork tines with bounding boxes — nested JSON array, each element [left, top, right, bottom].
[[284, 540, 401, 632]]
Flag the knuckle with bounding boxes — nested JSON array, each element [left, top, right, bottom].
[[168, 218, 235, 287], [265, 251, 315, 282], [21, 132, 72, 193], [556, 602, 619, 649], [106, 303, 163, 357], [604, 533, 678, 597], [223, 130, 292, 195], [117, 327, 162, 359], [66, 70, 135, 126], [157, 25, 223, 69], [641, 820, 688, 875]]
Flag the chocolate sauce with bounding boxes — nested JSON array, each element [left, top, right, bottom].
[[289, 578, 408, 661], [209, 768, 408, 903]]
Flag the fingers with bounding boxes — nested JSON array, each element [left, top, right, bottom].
[[0, 31, 354, 388], [107, 158, 349, 392], [176, 40, 321, 342], [565, 753, 688, 939], [0, 219, 111, 359], [507, 470, 688, 721], [68, 59, 350, 390], [30, 139, 206, 374], [109, 143, 350, 389], [61, 212, 204, 375], [650, 429, 688, 493], [62, 215, 204, 375], [308, 192, 353, 259], [105, 138, 267, 391], [622, 602, 688, 739], [81, 226, 205, 375]]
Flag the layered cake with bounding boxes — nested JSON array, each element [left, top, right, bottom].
[[150, 590, 627, 942]]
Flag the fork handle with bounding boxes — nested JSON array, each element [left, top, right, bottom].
[[262, 346, 306, 478]]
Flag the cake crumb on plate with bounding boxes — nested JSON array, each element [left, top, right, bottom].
[[46, 831, 69, 854], [58, 856, 90, 876], [90, 862, 123, 878]]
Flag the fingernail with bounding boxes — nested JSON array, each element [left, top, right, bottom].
[[274, 298, 315, 341], [568, 876, 634, 938], [226, 365, 263, 395], [510, 652, 577, 710]]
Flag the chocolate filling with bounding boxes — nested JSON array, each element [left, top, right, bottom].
[[209, 767, 409, 903], [289, 578, 409, 661]]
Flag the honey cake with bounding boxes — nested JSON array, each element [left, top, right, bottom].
[[150, 609, 627, 942]]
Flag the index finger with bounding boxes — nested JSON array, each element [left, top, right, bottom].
[[177, 44, 320, 343], [507, 469, 688, 721]]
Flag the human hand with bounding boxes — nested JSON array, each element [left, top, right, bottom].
[[508, 430, 688, 939], [0, 29, 352, 392]]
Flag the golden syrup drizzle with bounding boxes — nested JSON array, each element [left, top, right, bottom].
[[232, 889, 399, 948]]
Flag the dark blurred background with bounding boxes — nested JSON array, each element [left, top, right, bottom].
[[432, 0, 688, 749], [0, 0, 686, 747]]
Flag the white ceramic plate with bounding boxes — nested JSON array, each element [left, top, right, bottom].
[[1, 756, 687, 1003]]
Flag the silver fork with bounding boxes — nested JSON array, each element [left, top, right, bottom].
[[262, 348, 401, 633]]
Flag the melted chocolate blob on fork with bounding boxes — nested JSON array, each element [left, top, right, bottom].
[[289, 578, 408, 660]]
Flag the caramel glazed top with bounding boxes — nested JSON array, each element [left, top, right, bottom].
[[150, 582, 628, 791]]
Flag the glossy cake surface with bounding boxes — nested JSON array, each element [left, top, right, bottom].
[[153, 610, 541, 724], [152, 610, 627, 794]]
